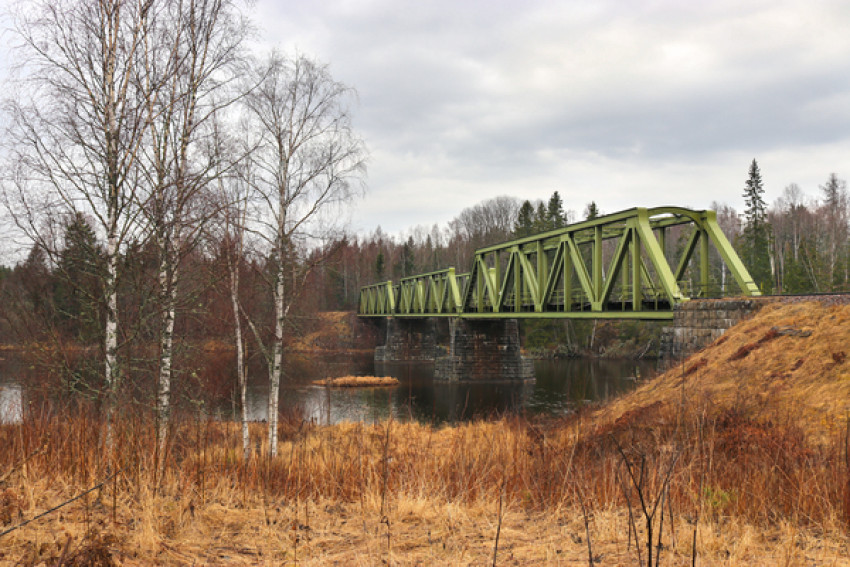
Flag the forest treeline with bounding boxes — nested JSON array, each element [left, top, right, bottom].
[[3, 162, 847, 360], [307, 162, 849, 347]]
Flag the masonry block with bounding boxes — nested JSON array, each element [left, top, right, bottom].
[[434, 319, 534, 382], [374, 318, 437, 362], [660, 294, 850, 363]]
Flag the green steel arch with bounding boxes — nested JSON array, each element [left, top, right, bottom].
[[358, 206, 760, 320]]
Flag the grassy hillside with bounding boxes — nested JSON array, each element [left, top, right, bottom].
[[597, 301, 850, 444]]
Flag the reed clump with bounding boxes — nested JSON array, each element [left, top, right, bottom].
[[312, 375, 399, 387], [0, 301, 848, 564]]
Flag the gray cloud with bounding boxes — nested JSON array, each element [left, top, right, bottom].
[[12, 0, 850, 239]]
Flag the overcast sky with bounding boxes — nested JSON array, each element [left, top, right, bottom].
[[252, 0, 850, 237], [1, 0, 849, 250]]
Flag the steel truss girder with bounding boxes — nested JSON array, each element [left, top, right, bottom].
[[358, 206, 760, 319]]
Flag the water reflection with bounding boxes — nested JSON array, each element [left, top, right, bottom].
[[247, 355, 654, 425], [0, 383, 23, 424], [0, 350, 654, 426]]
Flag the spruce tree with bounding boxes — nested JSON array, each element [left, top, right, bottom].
[[54, 212, 105, 342], [740, 159, 772, 292], [375, 251, 385, 280], [514, 200, 535, 237], [546, 191, 566, 229], [533, 202, 547, 232]]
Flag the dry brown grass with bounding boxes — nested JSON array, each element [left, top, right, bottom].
[[313, 375, 400, 388], [597, 301, 850, 445], [1, 302, 850, 565]]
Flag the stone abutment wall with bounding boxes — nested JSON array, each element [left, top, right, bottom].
[[660, 294, 850, 362]]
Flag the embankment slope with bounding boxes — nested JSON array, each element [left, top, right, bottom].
[[595, 300, 850, 444]]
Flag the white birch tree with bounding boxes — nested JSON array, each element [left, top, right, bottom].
[[242, 52, 366, 457], [137, 0, 248, 457], [4, 0, 154, 432]]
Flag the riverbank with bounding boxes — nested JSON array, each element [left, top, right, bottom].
[[1, 301, 849, 565]]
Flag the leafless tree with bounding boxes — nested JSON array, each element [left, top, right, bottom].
[[137, 0, 249, 456], [241, 52, 366, 457], [710, 202, 741, 294], [4, 0, 155, 433], [208, 162, 253, 461], [447, 195, 521, 269], [819, 173, 849, 289]]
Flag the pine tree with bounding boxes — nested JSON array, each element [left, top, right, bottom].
[[584, 201, 599, 220], [740, 159, 772, 292], [401, 236, 415, 277], [514, 200, 535, 237], [54, 212, 105, 342], [375, 251, 385, 280], [533, 202, 547, 232], [743, 159, 766, 230], [546, 191, 566, 229]]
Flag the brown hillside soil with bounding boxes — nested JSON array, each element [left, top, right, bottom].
[[289, 311, 377, 354], [1, 302, 850, 565], [596, 301, 850, 445]]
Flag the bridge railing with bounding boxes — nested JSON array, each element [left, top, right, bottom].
[[359, 206, 761, 319], [359, 268, 471, 316]]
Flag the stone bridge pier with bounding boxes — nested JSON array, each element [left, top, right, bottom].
[[373, 317, 534, 382], [434, 319, 534, 382], [374, 318, 437, 362]]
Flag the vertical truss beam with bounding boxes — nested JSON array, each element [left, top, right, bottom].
[[358, 206, 760, 318]]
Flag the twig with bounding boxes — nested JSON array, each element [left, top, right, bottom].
[[611, 435, 681, 567], [380, 419, 392, 517], [0, 446, 46, 485], [574, 482, 595, 566], [0, 467, 124, 539], [492, 478, 505, 567], [381, 515, 391, 553]]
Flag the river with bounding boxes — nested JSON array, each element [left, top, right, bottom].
[[0, 352, 656, 425], [244, 354, 655, 424]]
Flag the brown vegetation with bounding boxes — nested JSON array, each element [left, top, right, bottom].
[[313, 375, 399, 388], [1, 302, 850, 565]]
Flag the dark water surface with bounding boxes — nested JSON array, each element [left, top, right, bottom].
[[0, 352, 656, 425], [246, 354, 656, 424]]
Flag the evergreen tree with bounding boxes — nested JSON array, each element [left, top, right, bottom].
[[546, 191, 566, 229], [514, 200, 535, 237], [584, 201, 599, 220], [743, 159, 767, 229], [740, 159, 772, 292], [375, 251, 385, 280], [400, 236, 415, 277], [533, 201, 548, 232], [54, 212, 105, 342]]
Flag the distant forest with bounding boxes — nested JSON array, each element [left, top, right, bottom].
[[2, 162, 847, 354]]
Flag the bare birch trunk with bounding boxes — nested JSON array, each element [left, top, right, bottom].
[[104, 231, 120, 447], [268, 258, 285, 458], [227, 249, 250, 462], [156, 253, 178, 457], [103, 1, 121, 449]]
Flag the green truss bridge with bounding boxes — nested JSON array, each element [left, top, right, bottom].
[[358, 206, 761, 321]]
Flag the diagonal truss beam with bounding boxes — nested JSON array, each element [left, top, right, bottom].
[[358, 206, 760, 319]]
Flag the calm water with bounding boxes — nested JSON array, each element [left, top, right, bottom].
[[0, 352, 655, 425], [0, 382, 23, 424], [245, 355, 656, 424]]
